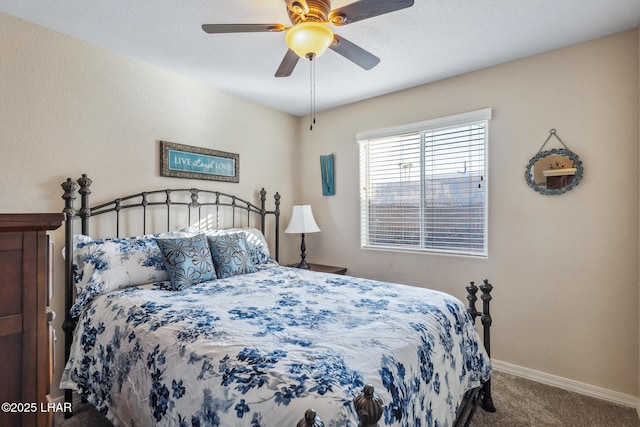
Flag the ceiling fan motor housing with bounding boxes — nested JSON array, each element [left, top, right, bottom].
[[287, 0, 332, 24]]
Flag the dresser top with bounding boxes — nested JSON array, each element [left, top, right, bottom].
[[0, 213, 65, 232]]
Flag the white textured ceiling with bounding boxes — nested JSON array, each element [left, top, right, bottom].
[[2, 0, 640, 116]]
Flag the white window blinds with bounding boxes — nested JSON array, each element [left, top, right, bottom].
[[358, 109, 491, 256]]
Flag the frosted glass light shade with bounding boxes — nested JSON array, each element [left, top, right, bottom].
[[285, 22, 334, 59], [285, 205, 320, 234]]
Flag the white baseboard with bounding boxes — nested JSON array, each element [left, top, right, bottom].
[[492, 359, 638, 409], [53, 393, 82, 406]]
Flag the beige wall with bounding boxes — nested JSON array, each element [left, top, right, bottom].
[[1, 14, 299, 399], [2, 12, 640, 403], [296, 30, 640, 396]]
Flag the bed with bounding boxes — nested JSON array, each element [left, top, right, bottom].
[[59, 174, 495, 426]]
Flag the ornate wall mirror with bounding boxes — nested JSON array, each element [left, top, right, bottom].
[[525, 130, 583, 195]]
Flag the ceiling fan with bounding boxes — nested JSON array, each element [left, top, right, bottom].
[[202, 0, 415, 77]]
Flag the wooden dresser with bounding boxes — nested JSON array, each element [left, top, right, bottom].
[[0, 213, 64, 427]]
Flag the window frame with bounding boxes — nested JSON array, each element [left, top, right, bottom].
[[357, 108, 492, 257]]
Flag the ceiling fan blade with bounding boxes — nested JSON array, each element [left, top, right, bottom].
[[202, 24, 286, 34], [275, 49, 300, 77], [329, 35, 380, 70], [329, 0, 414, 25]]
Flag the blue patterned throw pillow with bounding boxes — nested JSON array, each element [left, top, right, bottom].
[[155, 234, 216, 290], [207, 233, 256, 279]]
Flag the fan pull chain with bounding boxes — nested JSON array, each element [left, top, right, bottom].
[[309, 56, 316, 131]]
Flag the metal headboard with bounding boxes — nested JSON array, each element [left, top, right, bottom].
[[60, 173, 281, 411]]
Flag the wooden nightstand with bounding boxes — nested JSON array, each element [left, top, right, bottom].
[[287, 263, 347, 275]]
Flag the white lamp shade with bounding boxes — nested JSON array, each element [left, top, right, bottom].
[[285, 205, 320, 234]]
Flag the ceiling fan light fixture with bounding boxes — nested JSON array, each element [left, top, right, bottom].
[[285, 22, 334, 59]]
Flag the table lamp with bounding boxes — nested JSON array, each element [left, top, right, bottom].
[[285, 205, 320, 269]]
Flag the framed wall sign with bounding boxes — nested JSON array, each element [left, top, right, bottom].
[[160, 141, 239, 183]]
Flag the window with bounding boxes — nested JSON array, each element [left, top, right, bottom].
[[358, 109, 491, 257]]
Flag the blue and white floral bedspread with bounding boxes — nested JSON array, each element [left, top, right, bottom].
[[61, 266, 491, 426]]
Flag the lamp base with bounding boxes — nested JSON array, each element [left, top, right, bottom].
[[295, 260, 311, 269], [295, 233, 311, 269]]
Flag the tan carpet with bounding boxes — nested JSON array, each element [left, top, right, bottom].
[[472, 370, 640, 427], [55, 370, 640, 426]]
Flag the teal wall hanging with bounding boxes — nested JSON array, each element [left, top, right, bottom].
[[320, 154, 335, 196]]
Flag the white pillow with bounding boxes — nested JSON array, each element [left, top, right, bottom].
[[69, 230, 196, 316]]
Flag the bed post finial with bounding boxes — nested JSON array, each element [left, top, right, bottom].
[[61, 178, 78, 217], [353, 384, 384, 427], [297, 409, 325, 427], [77, 174, 93, 234], [466, 281, 479, 320], [78, 174, 92, 199], [259, 188, 267, 206], [274, 192, 281, 210]]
